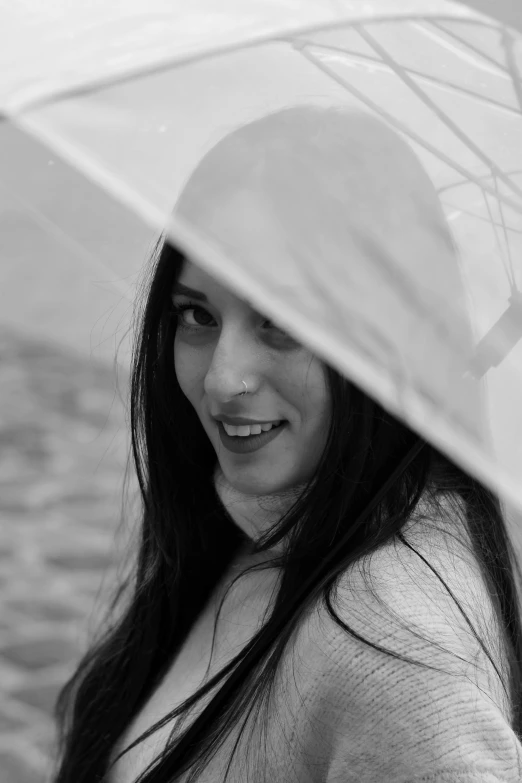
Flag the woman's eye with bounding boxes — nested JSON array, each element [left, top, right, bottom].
[[261, 318, 292, 339], [172, 302, 215, 329], [171, 301, 295, 344]]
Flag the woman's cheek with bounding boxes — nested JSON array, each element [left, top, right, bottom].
[[174, 342, 195, 400], [175, 342, 211, 406]]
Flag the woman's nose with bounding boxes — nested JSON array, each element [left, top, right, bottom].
[[203, 330, 260, 402]]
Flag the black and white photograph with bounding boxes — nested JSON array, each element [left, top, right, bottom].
[[1, 2, 522, 782]]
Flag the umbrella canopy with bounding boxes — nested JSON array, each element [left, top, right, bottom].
[[1, 0, 522, 514]]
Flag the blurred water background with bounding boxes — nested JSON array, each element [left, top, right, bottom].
[[0, 128, 155, 783]]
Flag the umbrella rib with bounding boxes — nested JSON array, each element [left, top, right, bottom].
[[294, 42, 522, 217], [493, 174, 517, 292], [0, 15, 503, 117], [428, 19, 510, 74], [438, 167, 522, 194], [481, 187, 516, 292], [441, 200, 522, 235], [501, 28, 522, 116], [299, 41, 521, 117], [355, 25, 522, 202]]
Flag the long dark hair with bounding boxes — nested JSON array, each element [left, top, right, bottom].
[[53, 108, 522, 783]]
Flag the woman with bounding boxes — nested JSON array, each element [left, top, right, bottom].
[[54, 107, 522, 782]]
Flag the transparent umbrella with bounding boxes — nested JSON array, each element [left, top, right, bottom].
[[1, 0, 522, 516]]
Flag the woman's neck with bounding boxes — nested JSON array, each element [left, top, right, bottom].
[[213, 467, 306, 552]]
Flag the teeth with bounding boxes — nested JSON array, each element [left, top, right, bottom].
[[222, 421, 281, 437]]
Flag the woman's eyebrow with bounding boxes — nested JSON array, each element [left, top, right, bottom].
[[172, 283, 208, 302]]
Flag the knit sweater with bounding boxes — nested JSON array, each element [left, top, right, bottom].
[[113, 508, 522, 783]]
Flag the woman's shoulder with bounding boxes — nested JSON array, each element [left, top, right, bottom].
[[280, 495, 522, 781], [334, 494, 503, 652]]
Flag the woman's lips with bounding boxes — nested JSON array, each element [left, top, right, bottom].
[[216, 420, 286, 454]]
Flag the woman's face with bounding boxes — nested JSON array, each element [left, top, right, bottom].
[[173, 195, 331, 497]]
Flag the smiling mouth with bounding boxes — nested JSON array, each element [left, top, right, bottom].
[[221, 421, 282, 437], [216, 420, 287, 454]]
